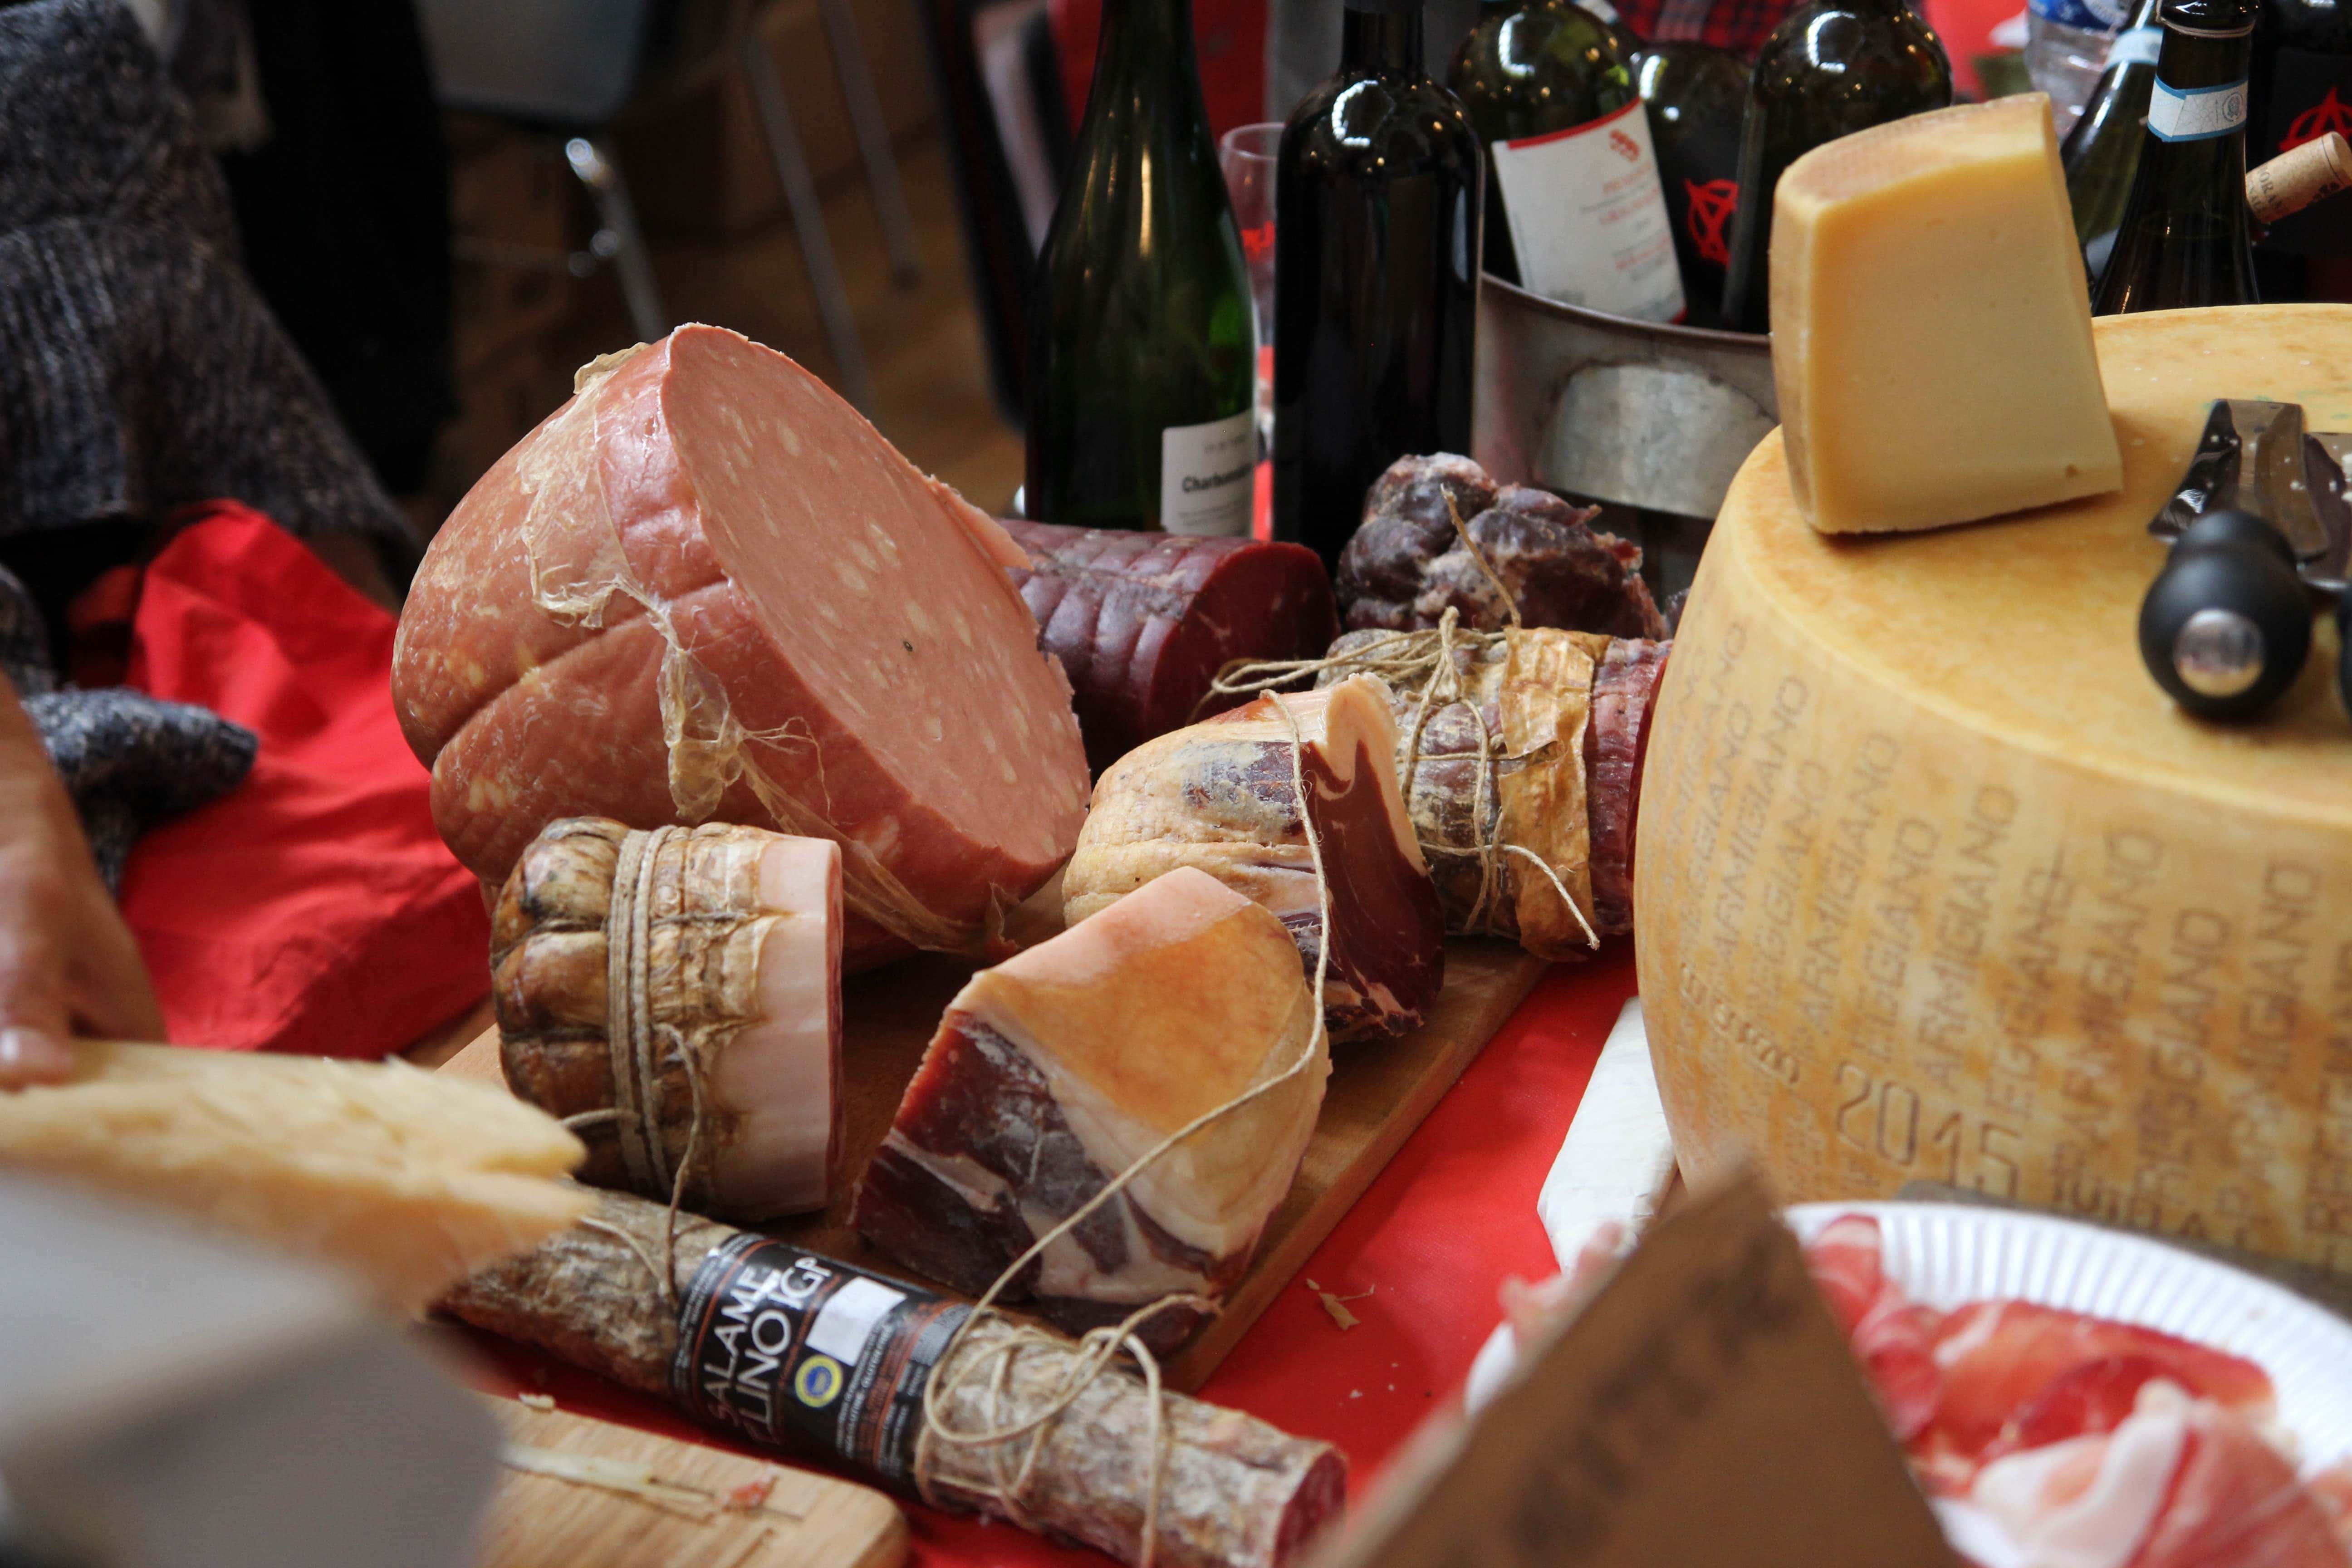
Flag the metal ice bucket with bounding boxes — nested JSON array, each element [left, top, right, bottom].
[[1472, 275, 1777, 523]]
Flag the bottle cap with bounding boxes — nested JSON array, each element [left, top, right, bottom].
[[2158, 0, 2255, 36], [2247, 132, 2352, 225]]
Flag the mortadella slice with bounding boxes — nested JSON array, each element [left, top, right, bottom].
[[393, 327, 1091, 969], [1061, 677, 1446, 1042], [852, 867, 1328, 1350], [999, 519, 1338, 772], [490, 818, 842, 1221]]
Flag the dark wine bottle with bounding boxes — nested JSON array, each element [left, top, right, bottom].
[[2064, 0, 2165, 285], [1024, 0, 1258, 534], [2091, 0, 2259, 314], [1636, 41, 1750, 328], [1716, 0, 1952, 333], [1580, 0, 1644, 65], [1273, 0, 1483, 569], [1449, 0, 1682, 318], [2250, 0, 2352, 299]]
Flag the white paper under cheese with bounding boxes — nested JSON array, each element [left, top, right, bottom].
[[1639, 305, 2352, 1273]]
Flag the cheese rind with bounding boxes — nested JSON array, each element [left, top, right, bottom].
[[1639, 306, 2352, 1275], [1771, 95, 2124, 534], [0, 1042, 589, 1312]]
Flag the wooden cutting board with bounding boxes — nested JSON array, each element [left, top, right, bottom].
[[473, 1394, 906, 1568], [445, 939, 1549, 1391]]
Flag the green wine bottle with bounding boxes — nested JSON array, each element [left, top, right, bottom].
[[2064, 0, 2166, 282], [1717, 0, 1952, 333], [1024, 0, 1258, 534], [1580, 0, 1643, 64], [1449, 0, 1685, 320], [1636, 41, 1749, 327], [2092, 0, 2259, 313]]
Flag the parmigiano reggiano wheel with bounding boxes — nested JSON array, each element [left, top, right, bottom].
[[1637, 305, 2352, 1270]]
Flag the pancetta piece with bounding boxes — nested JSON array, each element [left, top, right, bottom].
[[1063, 677, 1446, 1042], [1334, 453, 1668, 640], [999, 519, 1338, 772], [489, 817, 842, 1221], [393, 327, 1091, 970], [853, 867, 1327, 1349]]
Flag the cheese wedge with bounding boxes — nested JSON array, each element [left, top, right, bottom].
[[0, 1042, 589, 1312], [1769, 95, 2124, 534]]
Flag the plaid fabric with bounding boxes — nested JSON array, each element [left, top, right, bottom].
[[1619, 0, 1804, 59]]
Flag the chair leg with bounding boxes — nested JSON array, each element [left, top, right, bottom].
[[564, 136, 669, 345], [735, 29, 878, 417], [817, 0, 923, 286]]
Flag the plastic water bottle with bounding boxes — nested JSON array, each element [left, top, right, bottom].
[[2026, 0, 2131, 130]]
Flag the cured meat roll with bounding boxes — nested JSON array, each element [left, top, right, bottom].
[[1320, 627, 1671, 954], [853, 867, 1328, 1350], [1063, 677, 1446, 1042], [1335, 453, 1668, 640], [999, 519, 1338, 772], [394, 327, 1091, 970], [443, 1190, 1349, 1568], [490, 817, 842, 1221]]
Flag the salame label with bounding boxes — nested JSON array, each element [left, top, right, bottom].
[[1160, 410, 1256, 537], [2147, 76, 2248, 142], [670, 1234, 970, 1487]]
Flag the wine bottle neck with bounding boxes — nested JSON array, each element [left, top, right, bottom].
[[1093, 0, 1198, 89], [1342, 3, 1426, 71]]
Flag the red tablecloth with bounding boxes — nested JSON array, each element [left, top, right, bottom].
[[463, 945, 1638, 1565]]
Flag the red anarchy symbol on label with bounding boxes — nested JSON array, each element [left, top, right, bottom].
[[1686, 178, 1738, 267], [1610, 128, 1641, 162], [2285, 85, 2352, 150]]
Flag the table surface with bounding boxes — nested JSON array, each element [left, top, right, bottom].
[[458, 944, 1639, 1568]]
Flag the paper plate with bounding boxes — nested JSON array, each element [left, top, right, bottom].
[[1784, 1201, 2352, 1466]]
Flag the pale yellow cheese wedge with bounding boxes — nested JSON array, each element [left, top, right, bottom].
[[0, 1042, 589, 1312], [1770, 94, 2124, 534]]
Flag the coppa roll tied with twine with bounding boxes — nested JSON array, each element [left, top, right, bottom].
[[445, 705, 1353, 1568], [1210, 609, 1610, 961]]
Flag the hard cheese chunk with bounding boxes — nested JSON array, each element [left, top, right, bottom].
[[853, 866, 1328, 1351], [0, 1043, 588, 1312], [1770, 95, 2123, 534]]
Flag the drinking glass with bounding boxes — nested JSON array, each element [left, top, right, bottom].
[[1219, 123, 1282, 453]]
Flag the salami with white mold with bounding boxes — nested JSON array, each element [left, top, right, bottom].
[[442, 1188, 1348, 1568], [1062, 677, 1445, 1042]]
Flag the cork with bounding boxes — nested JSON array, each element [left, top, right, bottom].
[[2247, 132, 2352, 226]]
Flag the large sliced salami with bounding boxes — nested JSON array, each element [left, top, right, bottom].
[[1000, 519, 1338, 773], [443, 1190, 1347, 1568], [393, 328, 1091, 970]]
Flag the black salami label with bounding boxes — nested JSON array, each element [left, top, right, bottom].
[[2259, 48, 2352, 254], [670, 1234, 972, 1486]]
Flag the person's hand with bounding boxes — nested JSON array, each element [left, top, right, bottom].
[[0, 677, 163, 1087]]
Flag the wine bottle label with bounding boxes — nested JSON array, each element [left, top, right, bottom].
[[1583, 0, 1622, 21], [2148, 76, 2248, 141], [1160, 409, 1257, 537], [2257, 49, 2352, 255], [2107, 25, 2162, 68], [1490, 100, 1687, 323]]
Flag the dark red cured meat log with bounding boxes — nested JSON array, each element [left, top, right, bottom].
[[999, 519, 1338, 772], [1336, 452, 1669, 641], [1585, 638, 1671, 937]]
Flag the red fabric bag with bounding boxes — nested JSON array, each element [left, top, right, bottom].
[[114, 503, 489, 1055]]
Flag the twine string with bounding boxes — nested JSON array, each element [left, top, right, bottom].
[[910, 692, 1338, 1568]]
